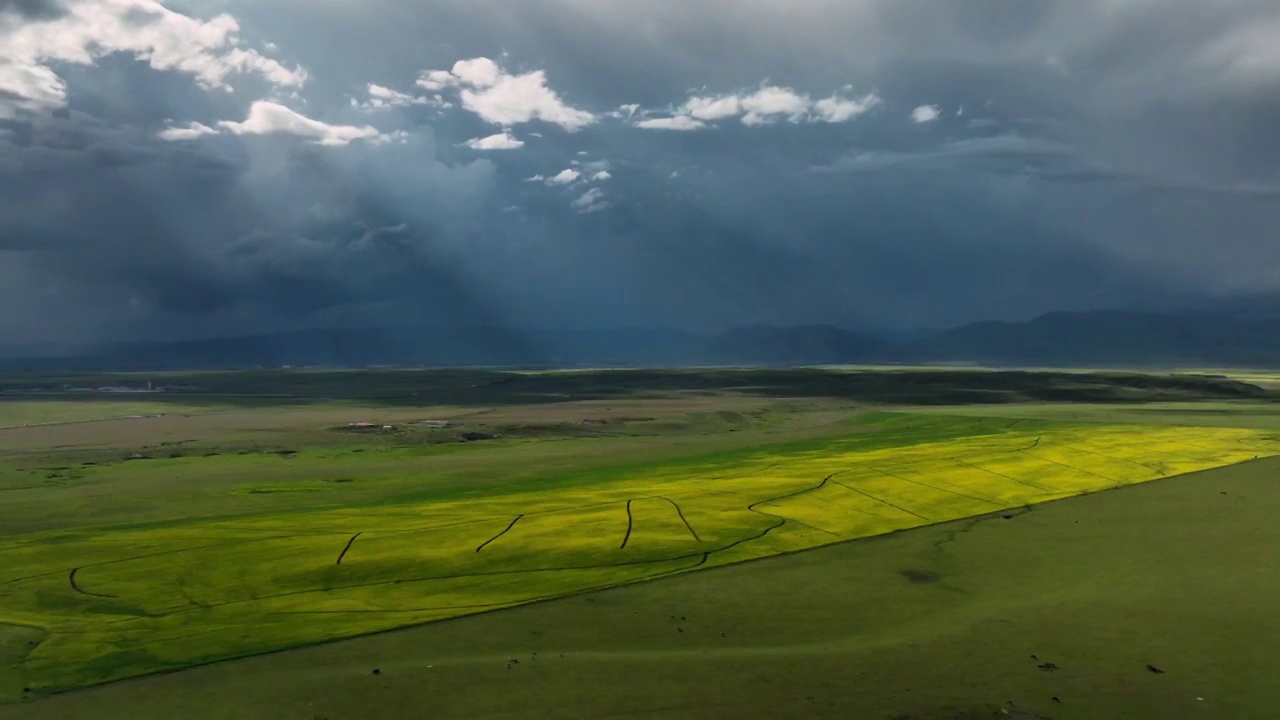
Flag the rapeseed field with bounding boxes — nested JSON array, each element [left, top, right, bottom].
[[2, 412, 1276, 696]]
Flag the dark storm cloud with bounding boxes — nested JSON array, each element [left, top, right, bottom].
[[3, 0, 1280, 344], [0, 0, 64, 20], [0, 83, 502, 342]]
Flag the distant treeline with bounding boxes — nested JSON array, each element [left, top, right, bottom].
[[3, 310, 1280, 371], [0, 368, 1272, 408]]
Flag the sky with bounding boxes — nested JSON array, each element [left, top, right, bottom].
[[2, 0, 1280, 345]]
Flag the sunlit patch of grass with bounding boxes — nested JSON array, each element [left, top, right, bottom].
[[2, 413, 1277, 697]]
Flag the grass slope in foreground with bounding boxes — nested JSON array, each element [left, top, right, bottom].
[[1, 412, 1277, 698], [15, 455, 1279, 720]]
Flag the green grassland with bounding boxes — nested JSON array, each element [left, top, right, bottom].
[[916, 399, 1280, 430], [0, 400, 221, 428], [2, 368, 1280, 717]]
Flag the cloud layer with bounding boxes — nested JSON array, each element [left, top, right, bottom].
[[3, 0, 1280, 346]]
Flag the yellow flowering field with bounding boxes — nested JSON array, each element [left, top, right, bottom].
[[2, 413, 1276, 695]]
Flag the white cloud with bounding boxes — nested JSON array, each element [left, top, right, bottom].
[[371, 130, 411, 146], [811, 90, 881, 123], [217, 100, 386, 145], [525, 174, 545, 182], [635, 115, 706, 131], [546, 168, 581, 185], [683, 94, 742, 120], [609, 103, 641, 119], [911, 105, 942, 123], [450, 57, 503, 88], [156, 121, 218, 141], [415, 57, 594, 131], [665, 86, 812, 127], [160, 104, 395, 146], [464, 131, 524, 150], [0, 63, 66, 117], [591, 171, 612, 181], [740, 86, 810, 125], [0, 0, 305, 118], [352, 83, 433, 111], [416, 69, 456, 91], [572, 187, 609, 214], [459, 74, 594, 130]]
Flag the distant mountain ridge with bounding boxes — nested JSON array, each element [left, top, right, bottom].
[[887, 311, 1280, 366], [3, 311, 1279, 370]]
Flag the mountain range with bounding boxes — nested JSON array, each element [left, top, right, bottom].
[[2, 311, 1279, 370]]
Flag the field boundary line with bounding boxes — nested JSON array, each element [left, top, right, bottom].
[[868, 466, 1004, 506], [830, 477, 931, 521], [1021, 451, 1120, 485], [949, 457, 1054, 492]]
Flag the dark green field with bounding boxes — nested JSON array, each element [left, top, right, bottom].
[[2, 368, 1279, 719]]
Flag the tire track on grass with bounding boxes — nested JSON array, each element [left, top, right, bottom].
[[654, 496, 702, 543], [335, 533, 362, 565], [68, 568, 116, 599], [475, 515, 524, 553], [620, 500, 635, 549], [742, 473, 843, 540], [367, 491, 710, 542]]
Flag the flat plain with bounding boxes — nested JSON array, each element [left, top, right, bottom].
[[2, 368, 1279, 718]]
